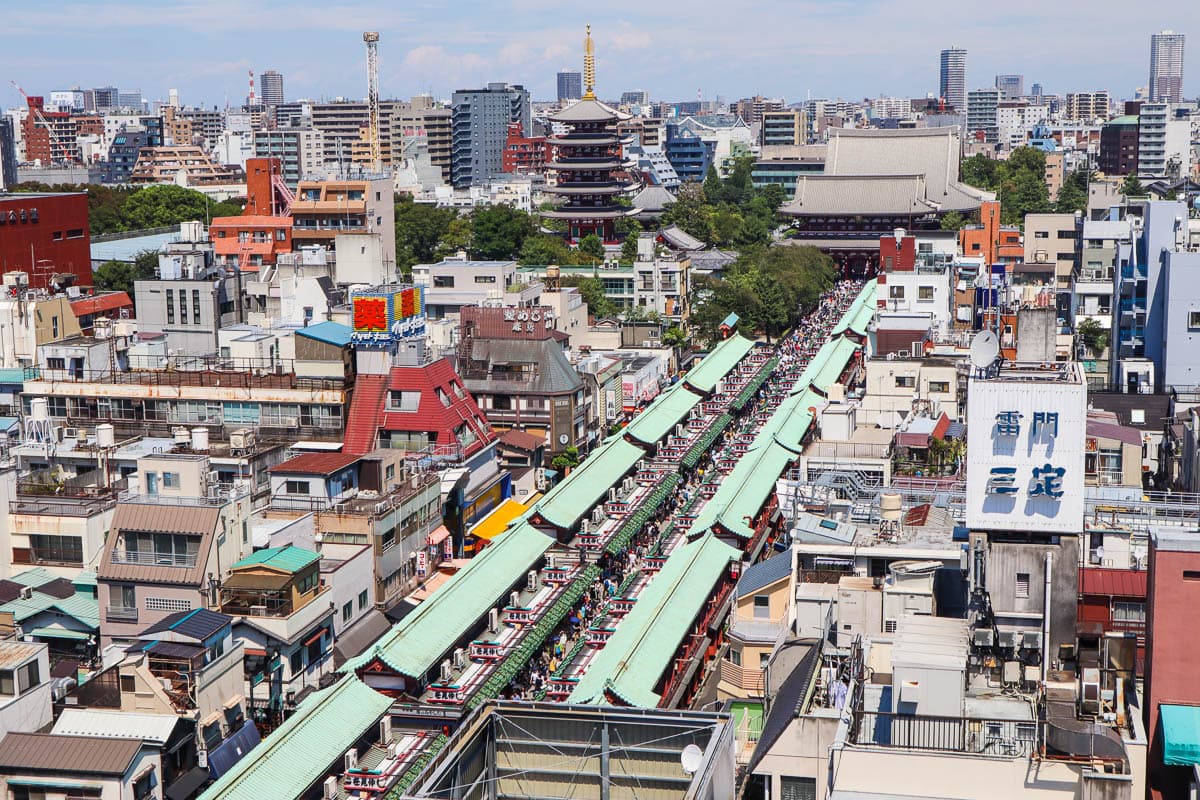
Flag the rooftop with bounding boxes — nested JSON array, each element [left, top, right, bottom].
[[0, 733, 143, 776]]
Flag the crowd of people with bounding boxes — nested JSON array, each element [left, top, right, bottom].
[[502, 280, 865, 701]]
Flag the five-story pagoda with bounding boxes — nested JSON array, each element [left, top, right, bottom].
[[542, 26, 639, 242]]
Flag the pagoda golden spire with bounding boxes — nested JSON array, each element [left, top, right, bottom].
[[582, 24, 596, 100]]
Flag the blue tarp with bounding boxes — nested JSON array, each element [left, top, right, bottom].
[[208, 721, 261, 779]]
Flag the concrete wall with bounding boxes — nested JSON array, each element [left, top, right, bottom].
[[1161, 248, 1200, 388], [975, 534, 1079, 656], [752, 713, 839, 800], [0, 645, 52, 740]]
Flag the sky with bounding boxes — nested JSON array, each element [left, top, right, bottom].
[[2, 0, 1198, 108]]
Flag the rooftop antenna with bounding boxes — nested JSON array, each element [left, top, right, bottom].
[[582, 24, 596, 100], [364, 31, 382, 173], [969, 330, 1000, 377]]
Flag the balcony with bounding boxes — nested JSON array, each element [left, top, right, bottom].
[[110, 549, 198, 569], [105, 605, 138, 624], [850, 710, 1038, 758], [222, 586, 332, 644]]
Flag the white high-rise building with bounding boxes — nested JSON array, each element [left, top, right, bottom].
[[940, 47, 967, 111], [259, 70, 284, 107], [1149, 30, 1185, 103]]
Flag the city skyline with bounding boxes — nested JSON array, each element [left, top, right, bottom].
[[2, 1, 1198, 108]]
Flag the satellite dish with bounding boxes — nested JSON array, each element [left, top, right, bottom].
[[680, 744, 703, 775], [969, 330, 1000, 370]]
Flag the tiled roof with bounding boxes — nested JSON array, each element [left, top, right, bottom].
[[737, 552, 792, 597], [497, 428, 546, 451], [378, 358, 494, 457], [342, 373, 389, 455], [140, 608, 231, 642], [231, 545, 320, 574], [69, 291, 133, 318], [198, 676, 393, 800], [549, 97, 628, 123], [0, 733, 142, 776], [465, 339, 583, 394], [269, 451, 359, 475]]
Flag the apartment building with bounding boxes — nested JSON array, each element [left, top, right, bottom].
[[1136, 103, 1191, 179], [450, 83, 531, 187], [128, 145, 242, 186], [1024, 212, 1081, 300], [252, 127, 324, 186], [290, 175, 396, 270]]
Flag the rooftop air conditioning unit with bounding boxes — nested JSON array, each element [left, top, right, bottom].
[[591, 507, 604, 525], [510, 591, 520, 608], [18, 587, 32, 601], [249, 605, 267, 616], [911, 341, 925, 358], [452, 648, 465, 669], [580, 519, 591, 534], [440, 659, 452, 684], [527, 570, 538, 593], [488, 608, 499, 633], [323, 777, 338, 800], [1021, 631, 1042, 651], [608, 488, 618, 503], [62, 427, 78, 439], [897, 350, 910, 359], [996, 630, 1018, 649], [972, 628, 994, 647], [344, 749, 358, 772]]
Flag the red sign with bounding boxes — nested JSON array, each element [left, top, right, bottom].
[[353, 296, 388, 332]]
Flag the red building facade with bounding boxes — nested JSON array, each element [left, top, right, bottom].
[[501, 122, 552, 175], [0, 192, 92, 289]]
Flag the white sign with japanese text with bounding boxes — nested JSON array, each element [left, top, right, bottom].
[[965, 372, 1086, 533]]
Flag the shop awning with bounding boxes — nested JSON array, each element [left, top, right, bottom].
[[302, 628, 325, 647], [469, 498, 528, 542], [1162, 704, 1200, 766], [426, 525, 451, 546], [29, 626, 90, 641], [165, 766, 211, 800]]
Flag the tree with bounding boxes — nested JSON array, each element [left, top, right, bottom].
[[703, 165, 724, 204], [1077, 317, 1109, 355], [1120, 174, 1146, 197], [750, 269, 788, 342], [577, 233, 606, 263], [551, 446, 581, 472], [518, 234, 570, 266], [1055, 168, 1091, 214], [434, 217, 473, 260], [994, 147, 1051, 225], [619, 236, 639, 264], [470, 205, 536, 260], [560, 275, 617, 319], [120, 184, 241, 229], [940, 211, 968, 231], [395, 196, 457, 273], [960, 154, 999, 190], [93, 250, 159, 303], [662, 326, 688, 351]]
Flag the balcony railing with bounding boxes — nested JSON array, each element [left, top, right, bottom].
[[850, 710, 1038, 758], [110, 549, 198, 568], [105, 605, 139, 623]]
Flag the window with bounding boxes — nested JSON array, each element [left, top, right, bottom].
[[134, 768, 156, 800], [387, 391, 421, 412], [46, 357, 65, 370], [1035, 230, 1049, 238], [120, 674, 136, 694], [436, 388, 451, 407], [65, 228, 84, 239], [492, 395, 512, 411], [0, 671, 12, 695], [179, 289, 188, 326], [917, 285, 935, 301], [17, 661, 40, 693], [889, 285, 905, 299], [1113, 601, 1145, 623], [342, 601, 353, 622], [780, 776, 817, 800], [28, 534, 83, 564], [1189, 311, 1200, 329], [884, 619, 898, 633], [306, 633, 324, 662], [193, 289, 202, 325], [727, 648, 741, 667], [51, 316, 59, 338], [759, 652, 771, 668], [473, 275, 497, 283], [1016, 573, 1031, 599], [285, 480, 309, 495], [162, 472, 178, 488], [166, 289, 175, 324], [290, 649, 303, 674], [753, 595, 771, 619], [432, 275, 455, 288], [894, 375, 916, 388], [1185, 570, 1200, 581], [928, 381, 950, 393], [358, 589, 369, 610]]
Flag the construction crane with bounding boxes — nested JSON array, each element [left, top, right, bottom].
[[9, 80, 51, 131], [363, 31, 381, 174]]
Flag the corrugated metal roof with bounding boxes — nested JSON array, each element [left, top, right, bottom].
[[1086, 419, 1143, 447], [231, 545, 320, 574], [533, 436, 643, 530], [0, 733, 141, 776], [683, 334, 755, 393], [570, 534, 739, 707], [831, 279, 877, 336], [793, 337, 861, 395], [623, 382, 702, 446], [53, 709, 179, 745], [269, 451, 359, 475], [0, 642, 46, 669], [198, 676, 392, 800], [737, 553, 792, 598], [344, 522, 554, 678], [690, 440, 796, 539], [0, 368, 29, 385], [69, 292, 133, 318], [0, 587, 99, 629], [99, 503, 221, 587], [1079, 568, 1147, 598], [295, 320, 352, 348]]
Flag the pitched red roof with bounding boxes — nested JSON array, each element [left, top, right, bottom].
[[343, 374, 389, 456], [70, 291, 132, 318], [270, 451, 360, 475], [1079, 567, 1147, 598], [498, 429, 546, 452], [379, 358, 495, 458]]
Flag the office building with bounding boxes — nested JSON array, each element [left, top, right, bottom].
[[620, 90, 649, 107], [735, 95, 784, 126], [253, 126, 324, 185], [995, 73, 1024, 99], [90, 86, 119, 111], [966, 88, 1000, 143], [1149, 30, 1185, 103], [1136, 103, 1191, 178], [0, 118, 16, 190], [1099, 114, 1140, 175], [259, 70, 284, 106], [939, 47, 967, 111], [450, 83, 530, 187], [557, 69, 581, 103], [759, 109, 805, 147], [116, 90, 143, 111]]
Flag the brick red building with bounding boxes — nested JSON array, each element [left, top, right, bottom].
[[501, 122, 552, 174], [0, 192, 92, 289]]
